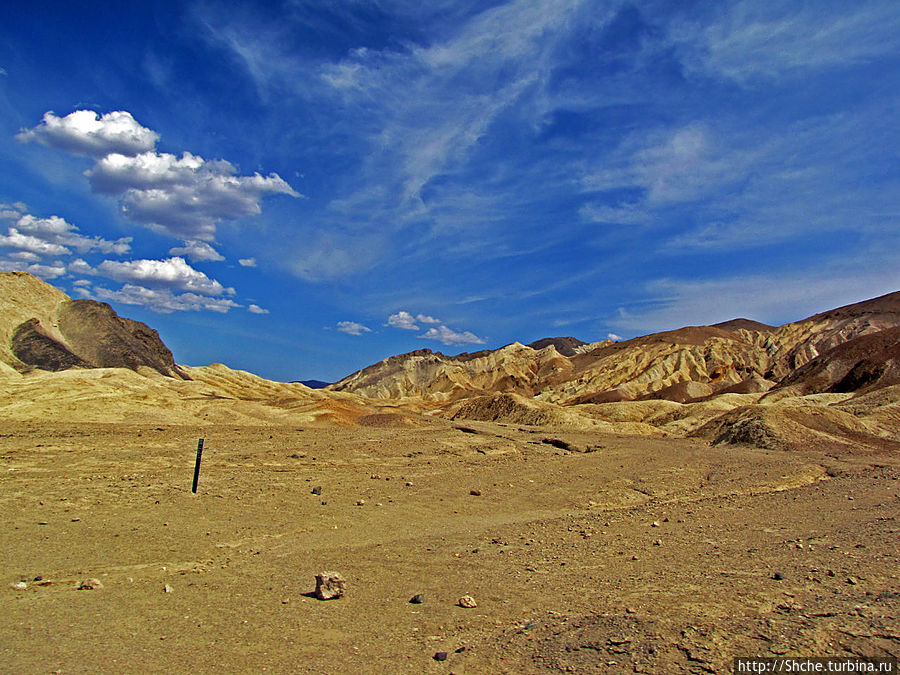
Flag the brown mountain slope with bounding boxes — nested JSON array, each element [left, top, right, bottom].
[[331, 291, 900, 406], [1, 272, 186, 378], [773, 326, 900, 396]]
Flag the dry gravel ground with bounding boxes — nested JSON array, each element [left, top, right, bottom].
[[2, 420, 899, 674]]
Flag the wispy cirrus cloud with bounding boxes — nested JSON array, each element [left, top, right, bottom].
[[670, 1, 900, 84]]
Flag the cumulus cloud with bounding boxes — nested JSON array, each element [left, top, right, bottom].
[[68, 258, 95, 275], [418, 325, 485, 346], [238, 257, 257, 267], [169, 239, 225, 262], [0, 228, 70, 256], [607, 332, 623, 341], [16, 110, 159, 157], [387, 310, 420, 330], [93, 284, 240, 314], [94, 256, 231, 296], [416, 314, 441, 325], [19, 109, 300, 242], [0, 259, 66, 278], [87, 150, 300, 241], [247, 304, 269, 314], [337, 320, 371, 335], [0, 212, 131, 259]]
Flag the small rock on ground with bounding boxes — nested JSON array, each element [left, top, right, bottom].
[[410, 593, 425, 604], [78, 578, 103, 590], [458, 595, 477, 608], [315, 571, 346, 600]]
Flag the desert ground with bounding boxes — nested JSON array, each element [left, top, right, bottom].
[[3, 418, 899, 674]]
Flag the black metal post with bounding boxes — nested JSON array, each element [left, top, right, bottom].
[[192, 438, 204, 494]]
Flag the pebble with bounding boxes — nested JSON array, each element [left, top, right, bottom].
[[457, 595, 477, 608], [651, 521, 660, 528], [410, 593, 425, 604], [773, 572, 785, 581], [356, 499, 365, 506], [9, 581, 27, 590], [469, 489, 482, 496], [78, 578, 103, 590], [311, 486, 322, 495], [164, 584, 174, 593], [433, 652, 448, 662], [846, 576, 858, 585]]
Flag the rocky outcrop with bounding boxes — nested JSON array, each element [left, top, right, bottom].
[[1, 272, 187, 378]]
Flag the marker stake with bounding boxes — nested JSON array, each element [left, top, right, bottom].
[[192, 438, 204, 494]]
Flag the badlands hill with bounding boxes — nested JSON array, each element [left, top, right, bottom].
[[0, 271, 186, 378], [331, 291, 900, 405], [330, 291, 900, 452], [1, 271, 898, 451], [0, 272, 391, 426]]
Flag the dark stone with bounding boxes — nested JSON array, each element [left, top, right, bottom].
[[773, 571, 785, 580], [311, 486, 322, 495], [433, 652, 448, 662], [410, 593, 425, 604]]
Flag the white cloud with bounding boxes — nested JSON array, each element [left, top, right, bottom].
[[247, 304, 269, 314], [12, 214, 131, 255], [0, 202, 26, 219], [169, 239, 225, 262], [20, 109, 300, 242], [17, 110, 159, 157], [0, 228, 70, 256], [8, 251, 41, 262], [337, 320, 372, 336], [94, 256, 230, 296], [1, 211, 131, 259], [68, 258, 94, 275], [387, 310, 420, 330], [0, 259, 67, 279], [87, 150, 300, 241], [416, 314, 441, 325], [672, 2, 900, 84], [238, 257, 257, 267], [93, 284, 240, 314], [607, 333, 623, 341], [418, 325, 485, 346]]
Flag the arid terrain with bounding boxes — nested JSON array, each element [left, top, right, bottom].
[[2, 272, 899, 674]]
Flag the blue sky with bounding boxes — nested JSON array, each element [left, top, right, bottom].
[[1, 1, 899, 382]]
